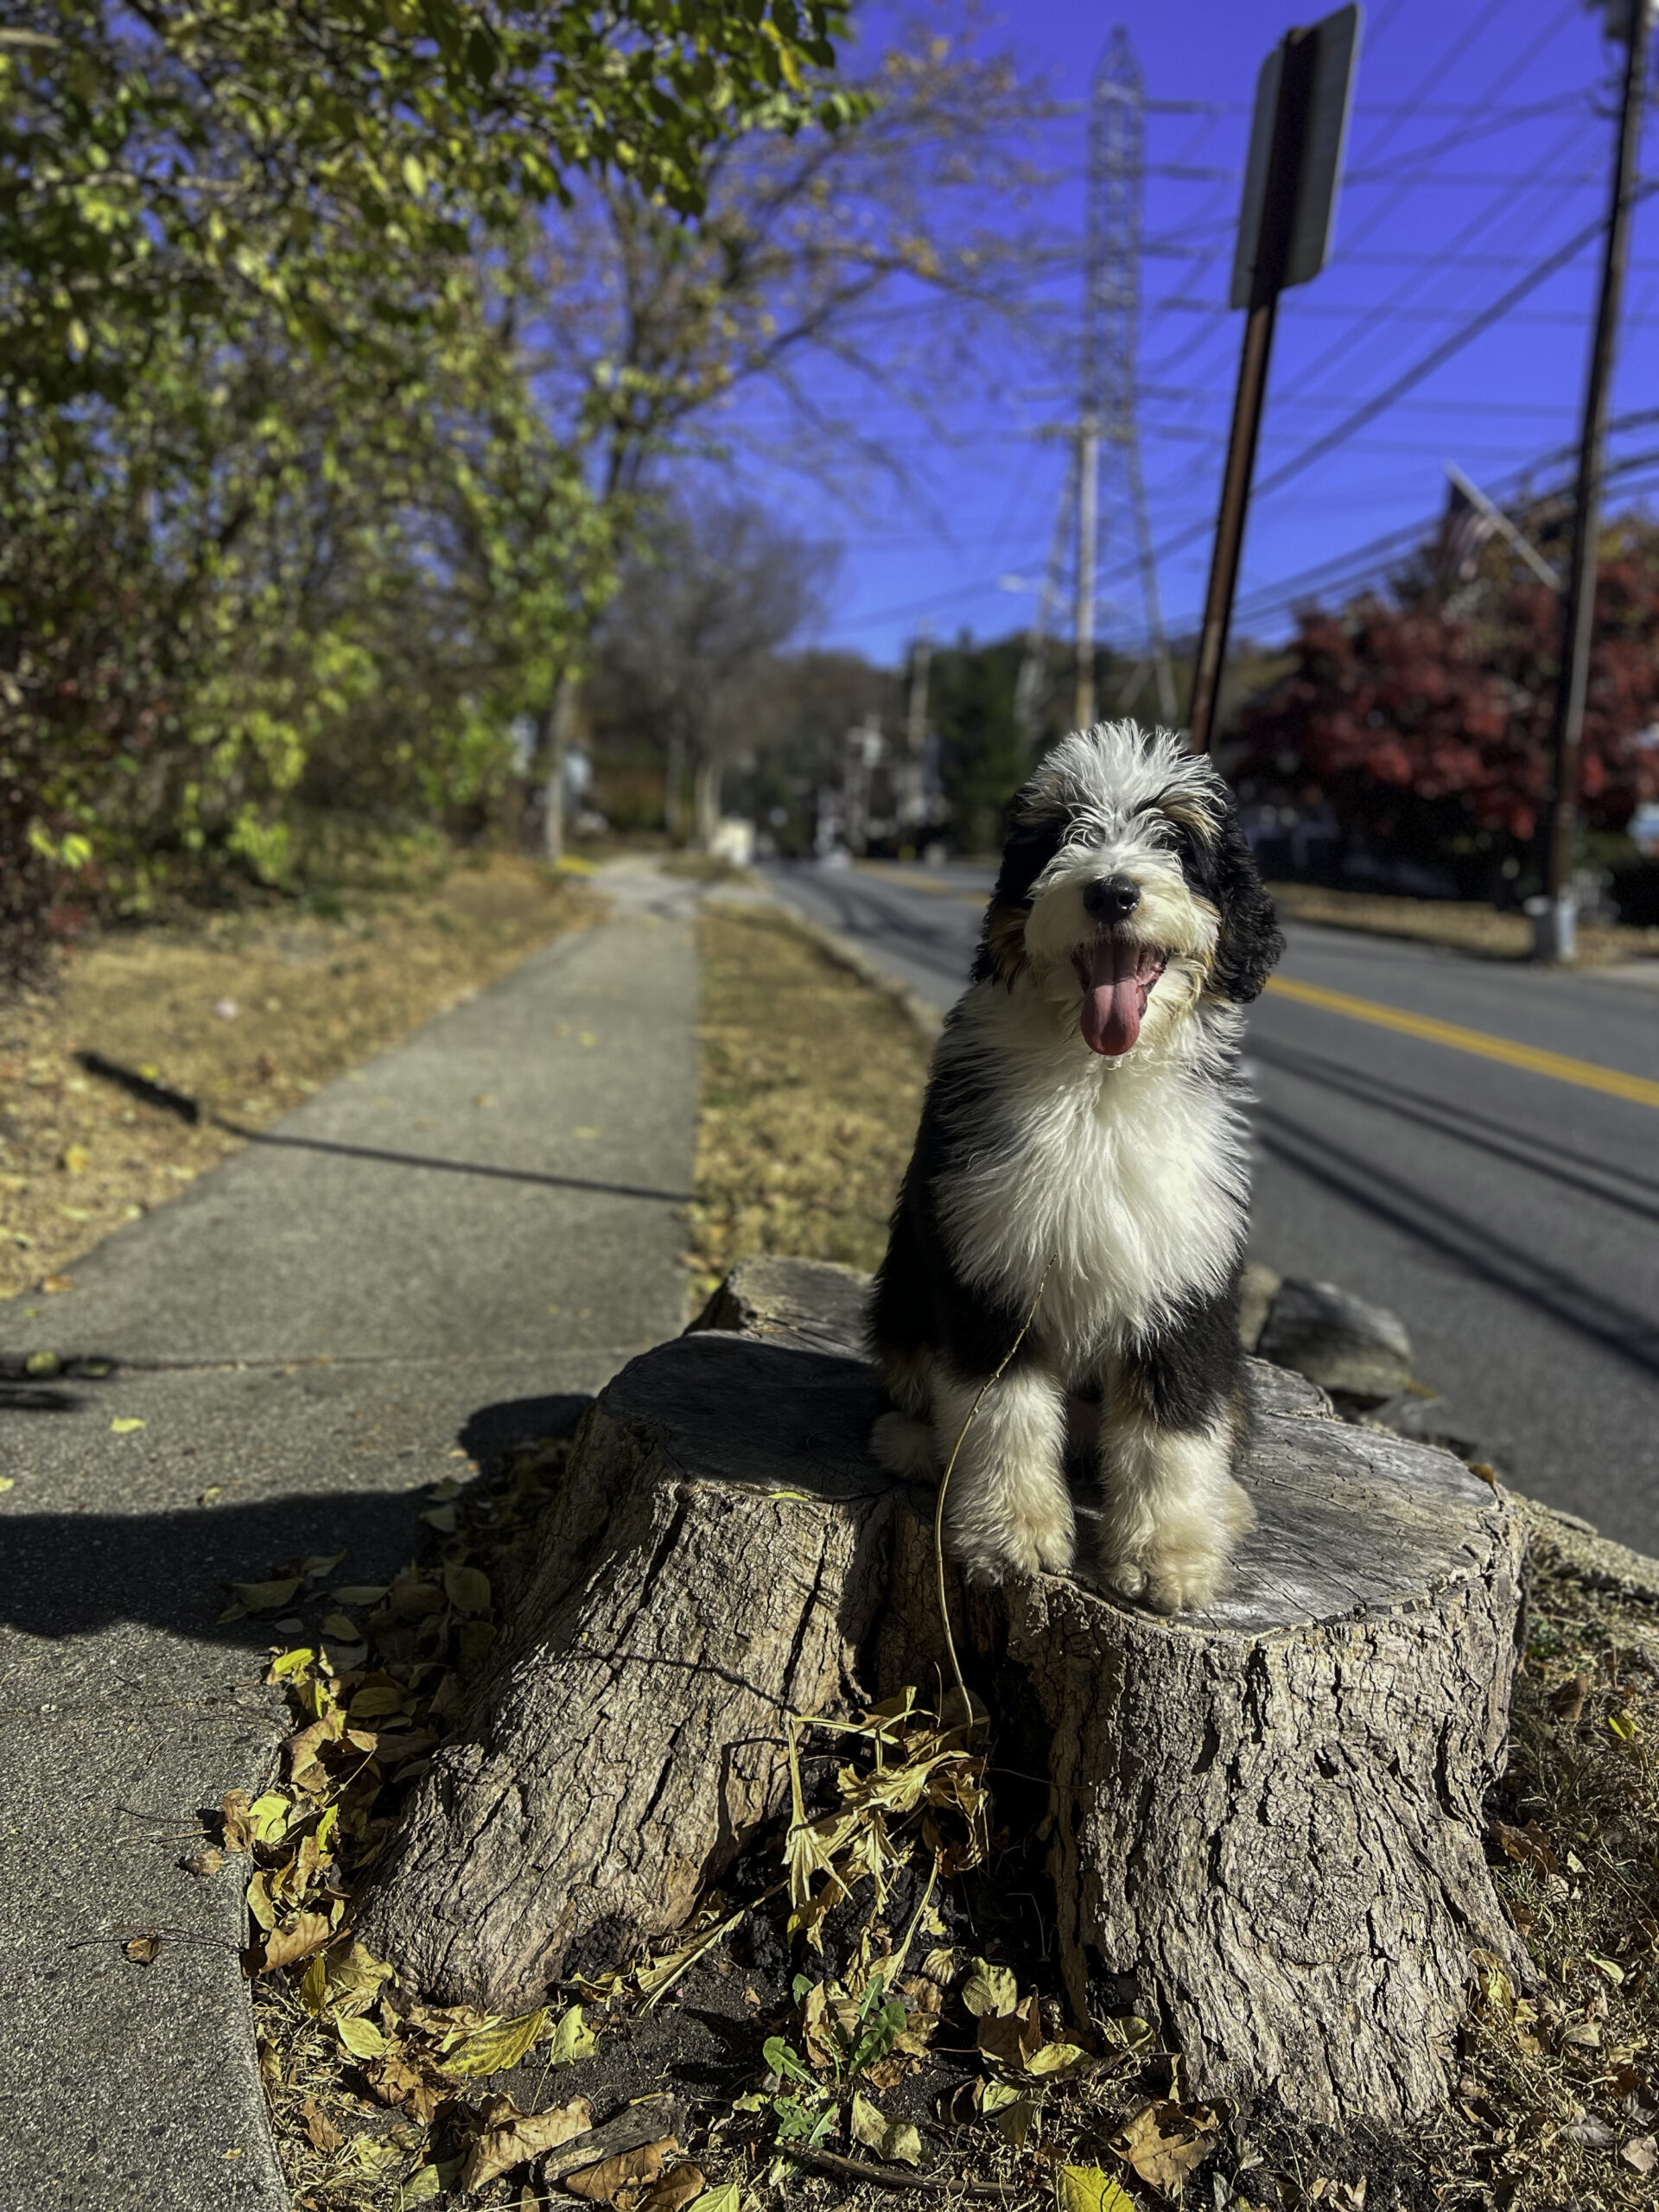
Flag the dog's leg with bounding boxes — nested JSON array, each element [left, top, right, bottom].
[[933, 1358, 1075, 1583], [1096, 1287, 1254, 1613]]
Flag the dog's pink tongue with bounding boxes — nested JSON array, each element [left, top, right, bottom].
[[1081, 940, 1142, 1057]]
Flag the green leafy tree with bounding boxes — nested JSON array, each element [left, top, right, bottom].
[[1, 1, 861, 976]]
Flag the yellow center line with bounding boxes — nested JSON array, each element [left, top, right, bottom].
[[1264, 975, 1659, 1109]]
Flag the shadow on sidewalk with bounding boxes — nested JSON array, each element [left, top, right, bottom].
[[0, 1392, 594, 1645]]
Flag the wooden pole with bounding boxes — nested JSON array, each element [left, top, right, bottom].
[[1538, 1, 1652, 958]]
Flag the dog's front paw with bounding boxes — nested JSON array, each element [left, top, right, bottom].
[[1103, 1545, 1226, 1614], [950, 1499, 1077, 1586], [1101, 1488, 1252, 1613]]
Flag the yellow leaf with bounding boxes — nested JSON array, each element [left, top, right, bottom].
[[335, 2013, 390, 2059], [443, 1561, 492, 1615], [421, 1502, 458, 1532], [319, 1612, 358, 1639], [443, 2006, 550, 2077], [110, 1417, 145, 1434], [0, 1477, 15, 1494], [248, 1792, 292, 1843], [850, 2092, 887, 2151], [269, 1647, 315, 1680], [961, 1957, 1018, 2018], [1027, 2041, 1088, 2076], [59, 1143, 90, 1174], [686, 2187, 742, 2212], [246, 1871, 277, 1931], [1059, 2168, 1136, 2212], [546, 2004, 598, 2066], [299, 1952, 329, 2015]]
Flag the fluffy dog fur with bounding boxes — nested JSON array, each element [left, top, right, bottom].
[[868, 721, 1285, 1612]]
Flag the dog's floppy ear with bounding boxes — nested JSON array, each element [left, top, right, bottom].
[[971, 805, 1063, 986], [1210, 814, 1285, 1003]]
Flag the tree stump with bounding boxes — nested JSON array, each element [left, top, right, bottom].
[[359, 1257, 1528, 2124]]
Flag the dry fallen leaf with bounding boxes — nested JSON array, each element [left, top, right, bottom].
[[124, 1935, 162, 1965], [1487, 1820, 1560, 1877], [1549, 1672, 1590, 1727], [335, 2013, 391, 2060], [565, 2137, 677, 2205], [220, 1790, 255, 1853], [1109, 2101, 1221, 2197], [460, 2094, 594, 2191], [302, 2097, 342, 2154], [181, 1847, 226, 1877], [442, 2005, 550, 2077], [234, 1576, 303, 1613], [259, 1912, 334, 1971], [639, 2164, 706, 2212], [1622, 2135, 1656, 2176], [442, 1560, 492, 1616], [961, 1956, 1019, 2018], [976, 1991, 1043, 2070]]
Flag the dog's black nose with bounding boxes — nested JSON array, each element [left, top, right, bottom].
[[1084, 875, 1141, 923]]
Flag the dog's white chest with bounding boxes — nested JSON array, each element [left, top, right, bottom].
[[941, 1029, 1249, 1370]]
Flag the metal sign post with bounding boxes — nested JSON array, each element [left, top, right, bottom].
[[1188, 5, 1361, 753]]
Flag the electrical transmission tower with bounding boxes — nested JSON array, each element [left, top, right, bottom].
[[1020, 29, 1176, 742]]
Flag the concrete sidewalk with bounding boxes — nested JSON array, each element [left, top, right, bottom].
[[0, 861, 700, 2210]]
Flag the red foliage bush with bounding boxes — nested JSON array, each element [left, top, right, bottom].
[[1236, 520, 1659, 869]]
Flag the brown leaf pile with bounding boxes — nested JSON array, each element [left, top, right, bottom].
[[0, 854, 594, 1299], [685, 903, 931, 1301]]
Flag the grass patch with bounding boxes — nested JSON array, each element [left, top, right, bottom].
[[684, 902, 933, 1305], [0, 853, 596, 1299], [1268, 881, 1659, 968]]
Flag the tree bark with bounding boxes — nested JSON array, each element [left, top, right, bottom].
[[541, 674, 577, 868], [690, 749, 721, 851], [359, 1257, 1527, 2124]]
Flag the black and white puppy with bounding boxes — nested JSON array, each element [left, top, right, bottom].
[[868, 721, 1284, 1612]]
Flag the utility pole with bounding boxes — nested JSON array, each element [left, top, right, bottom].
[[1538, 0, 1654, 962], [903, 628, 932, 844], [1014, 448, 1075, 749]]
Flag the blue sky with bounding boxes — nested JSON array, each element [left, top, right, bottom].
[[738, 0, 1659, 671]]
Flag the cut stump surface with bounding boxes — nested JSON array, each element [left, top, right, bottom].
[[360, 1256, 1527, 2124]]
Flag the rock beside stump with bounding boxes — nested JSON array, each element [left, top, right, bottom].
[[359, 1256, 1527, 2124]]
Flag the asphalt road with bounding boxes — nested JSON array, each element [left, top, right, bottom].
[[764, 858, 1659, 1556]]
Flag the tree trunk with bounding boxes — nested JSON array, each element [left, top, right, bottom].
[[662, 733, 684, 843], [541, 674, 577, 868], [690, 750, 721, 851], [359, 1258, 1527, 2125]]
